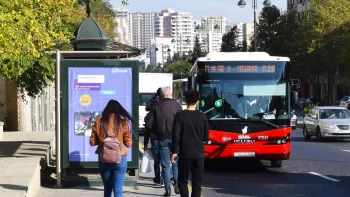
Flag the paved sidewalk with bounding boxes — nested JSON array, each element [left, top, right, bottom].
[[0, 132, 53, 197], [37, 143, 179, 197]]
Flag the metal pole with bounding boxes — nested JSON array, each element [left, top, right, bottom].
[[154, 44, 157, 69], [162, 43, 164, 73], [180, 33, 182, 58], [253, 0, 257, 52], [180, 33, 182, 79], [55, 50, 62, 188]]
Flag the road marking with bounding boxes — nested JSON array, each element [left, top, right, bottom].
[[309, 172, 340, 182], [342, 149, 350, 153]]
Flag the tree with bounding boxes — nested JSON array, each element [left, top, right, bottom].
[[145, 65, 155, 73], [0, 0, 84, 97], [139, 66, 145, 72], [294, 0, 350, 104], [254, 6, 307, 78], [164, 60, 192, 79], [254, 5, 285, 55], [189, 35, 206, 65], [0, 0, 119, 98], [221, 26, 242, 52], [242, 40, 248, 52]]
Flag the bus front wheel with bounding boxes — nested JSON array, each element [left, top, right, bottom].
[[271, 160, 282, 168]]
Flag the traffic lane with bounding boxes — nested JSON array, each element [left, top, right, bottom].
[[140, 131, 350, 196], [201, 161, 349, 197], [288, 128, 350, 178], [199, 128, 350, 196]]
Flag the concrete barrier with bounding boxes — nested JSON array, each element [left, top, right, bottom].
[[0, 121, 3, 140]]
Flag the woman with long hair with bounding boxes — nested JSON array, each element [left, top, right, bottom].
[[90, 100, 134, 197]]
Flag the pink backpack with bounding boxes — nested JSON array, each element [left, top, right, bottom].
[[100, 132, 122, 163]]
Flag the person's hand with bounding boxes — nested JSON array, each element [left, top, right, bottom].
[[171, 154, 177, 164]]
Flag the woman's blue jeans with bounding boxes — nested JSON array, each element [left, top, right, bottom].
[[99, 156, 127, 197]]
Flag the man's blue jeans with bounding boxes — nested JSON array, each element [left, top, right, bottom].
[[99, 156, 127, 197], [159, 139, 178, 193], [151, 139, 161, 182]]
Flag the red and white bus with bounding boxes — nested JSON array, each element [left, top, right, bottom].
[[188, 52, 291, 167]]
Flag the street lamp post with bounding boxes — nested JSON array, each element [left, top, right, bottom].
[[155, 43, 172, 72], [238, 0, 271, 52]]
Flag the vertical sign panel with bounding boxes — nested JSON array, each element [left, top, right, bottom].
[[68, 67, 132, 162]]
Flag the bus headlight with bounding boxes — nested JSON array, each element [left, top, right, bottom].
[[268, 134, 290, 145]]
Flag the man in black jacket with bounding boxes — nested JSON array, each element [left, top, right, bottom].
[[143, 88, 164, 186], [152, 86, 183, 197], [171, 89, 209, 197]]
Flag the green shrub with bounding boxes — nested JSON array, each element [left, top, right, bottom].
[[303, 104, 316, 117]]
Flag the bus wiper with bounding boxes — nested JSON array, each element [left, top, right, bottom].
[[247, 116, 279, 128], [259, 119, 279, 129]]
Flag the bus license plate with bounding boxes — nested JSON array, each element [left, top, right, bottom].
[[234, 152, 256, 157]]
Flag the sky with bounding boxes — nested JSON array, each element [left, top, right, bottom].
[[111, 0, 287, 23]]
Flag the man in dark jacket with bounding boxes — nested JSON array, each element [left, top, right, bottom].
[[152, 86, 183, 197], [143, 88, 164, 186]]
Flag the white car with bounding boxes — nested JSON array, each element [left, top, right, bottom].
[[290, 110, 297, 130], [303, 106, 350, 141]]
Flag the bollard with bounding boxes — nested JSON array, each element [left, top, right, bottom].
[[0, 121, 3, 140]]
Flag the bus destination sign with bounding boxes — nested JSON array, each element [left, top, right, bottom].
[[203, 64, 276, 73]]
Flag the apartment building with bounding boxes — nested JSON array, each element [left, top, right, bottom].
[[114, 8, 130, 45], [150, 37, 176, 67], [196, 31, 223, 52], [129, 12, 156, 57], [225, 23, 254, 49], [201, 17, 228, 33], [155, 9, 194, 55], [243, 23, 254, 48]]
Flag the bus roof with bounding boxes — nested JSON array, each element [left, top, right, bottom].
[[197, 52, 290, 62], [191, 52, 290, 73]]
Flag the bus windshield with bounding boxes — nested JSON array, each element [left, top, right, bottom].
[[197, 61, 289, 122]]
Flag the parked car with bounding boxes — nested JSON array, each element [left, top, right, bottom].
[[291, 110, 297, 130], [303, 106, 350, 141], [339, 96, 350, 109]]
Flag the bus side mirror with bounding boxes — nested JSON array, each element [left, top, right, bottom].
[[188, 76, 196, 89]]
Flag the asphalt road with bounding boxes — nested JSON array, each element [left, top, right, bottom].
[[140, 128, 350, 197]]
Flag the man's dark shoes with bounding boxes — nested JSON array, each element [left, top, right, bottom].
[[153, 177, 165, 187], [174, 184, 180, 194], [163, 191, 171, 197], [153, 178, 161, 184]]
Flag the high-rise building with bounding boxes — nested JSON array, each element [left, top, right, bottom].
[[114, 8, 130, 45], [243, 23, 254, 48], [193, 20, 201, 33], [155, 9, 194, 55], [196, 31, 223, 52], [225, 23, 254, 49], [201, 17, 228, 33], [150, 37, 176, 68], [129, 12, 156, 57]]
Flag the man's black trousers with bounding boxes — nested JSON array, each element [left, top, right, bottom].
[[178, 158, 204, 197]]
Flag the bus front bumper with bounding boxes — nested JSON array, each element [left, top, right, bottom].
[[204, 144, 291, 160]]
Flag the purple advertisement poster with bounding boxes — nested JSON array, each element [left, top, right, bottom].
[[68, 67, 132, 162]]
